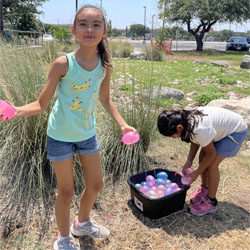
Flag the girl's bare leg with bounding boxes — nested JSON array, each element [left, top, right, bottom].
[[77, 153, 103, 222], [206, 155, 225, 198], [199, 149, 208, 187], [53, 158, 74, 237]]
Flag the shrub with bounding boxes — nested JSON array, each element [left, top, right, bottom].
[[217, 77, 237, 85], [143, 45, 166, 61], [109, 41, 134, 58], [194, 92, 225, 105]]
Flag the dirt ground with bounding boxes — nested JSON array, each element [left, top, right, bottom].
[[1, 137, 250, 250]]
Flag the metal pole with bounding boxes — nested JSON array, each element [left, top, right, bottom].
[[76, 0, 78, 13], [151, 14, 155, 40], [143, 6, 146, 43], [100, 0, 102, 9], [163, 1, 166, 28], [0, 0, 3, 32]]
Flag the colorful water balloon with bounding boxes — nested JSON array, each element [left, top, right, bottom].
[[119, 131, 140, 145], [0, 100, 15, 120], [140, 185, 150, 193], [169, 183, 179, 190], [146, 190, 158, 199], [146, 175, 155, 186], [157, 185, 166, 191], [174, 187, 181, 192], [183, 167, 194, 176], [156, 190, 165, 198], [155, 178, 166, 186], [166, 179, 172, 185], [164, 186, 174, 196], [181, 176, 192, 185], [135, 183, 142, 190], [156, 171, 168, 180]]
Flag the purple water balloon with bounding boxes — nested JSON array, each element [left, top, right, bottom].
[[146, 175, 155, 186], [164, 186, 174, 196], [169, 183, 179, 189]]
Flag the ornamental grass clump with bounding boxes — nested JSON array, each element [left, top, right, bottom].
[[0, 41, 56, 220]]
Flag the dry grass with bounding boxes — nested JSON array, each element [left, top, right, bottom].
[[1, 137, 250, 250]]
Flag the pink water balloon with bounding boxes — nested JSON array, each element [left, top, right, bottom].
[[183, 167, 194, 176], [181, 176, 192, 185], [140, 186, 150, 193], [119, 131, 140, 145], [181, 167, 194, 185], [0, 100, 15, 120]]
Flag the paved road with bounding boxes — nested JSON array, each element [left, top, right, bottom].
[[110, 38, 227, 52]]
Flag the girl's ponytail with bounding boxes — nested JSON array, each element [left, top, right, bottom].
[[97, 37, 112, 69]]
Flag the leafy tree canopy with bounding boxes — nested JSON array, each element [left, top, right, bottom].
[[3, 0, 48, 30], [49, 25, 72, 42], [158, 0, 250, 51], [130, 24, 150, 37]]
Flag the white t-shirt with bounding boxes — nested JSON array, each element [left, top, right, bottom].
[[190, 106, 247, 147]]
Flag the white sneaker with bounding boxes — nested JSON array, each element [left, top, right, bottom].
[[53, 234, 79, 250], [70, 216, 110, 240]]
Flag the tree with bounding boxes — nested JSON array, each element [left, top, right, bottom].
[[130, 24, 150, 37], [3, 0, 47, 31], [158, 0, 250, 51], [17, 13, 38, 32], [49, 25, 71, 42]]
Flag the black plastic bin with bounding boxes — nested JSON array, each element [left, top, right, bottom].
[[127, 168, 190, 219]]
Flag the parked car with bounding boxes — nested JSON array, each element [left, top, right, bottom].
[[226, 37, 249, 51], [43, 34, 54, 41], [246, 36, 250, 44]]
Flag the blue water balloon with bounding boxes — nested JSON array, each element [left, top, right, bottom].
[[156, 172, 168, 180]]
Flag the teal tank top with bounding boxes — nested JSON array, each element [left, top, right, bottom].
[[47, 52, 106, 142]]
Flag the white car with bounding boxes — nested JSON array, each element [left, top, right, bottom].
[[43, 34, 54, 41]]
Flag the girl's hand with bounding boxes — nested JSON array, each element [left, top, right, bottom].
[[182, 159, 193, 174], [186, 169, 199, 183], [120, 125, 137, 136]]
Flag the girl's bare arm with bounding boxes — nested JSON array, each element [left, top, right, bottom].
[[99, 67, 136, 134]]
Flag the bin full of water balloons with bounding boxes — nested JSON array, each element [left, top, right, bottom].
[[127, 168, 190, 219]]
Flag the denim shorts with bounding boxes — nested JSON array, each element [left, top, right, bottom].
[[214, 128, 248, 157], [46, 135, 100, 162]]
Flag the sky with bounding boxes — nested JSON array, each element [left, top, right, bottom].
[[38, 0, 250, 32]]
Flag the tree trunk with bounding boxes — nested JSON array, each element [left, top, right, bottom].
[[195, 35, 204, 51]]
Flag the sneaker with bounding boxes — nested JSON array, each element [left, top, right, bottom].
[[70, 216, 110, 240], [53, 234, 79, 250], [189, 196, 217, 216], [190, 185, 207, 204]]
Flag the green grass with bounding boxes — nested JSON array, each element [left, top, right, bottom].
[[112, 54, 250, 108], [173, 49, 250, 62]]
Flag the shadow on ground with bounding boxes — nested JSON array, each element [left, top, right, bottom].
[[127, 199, 250, 239]]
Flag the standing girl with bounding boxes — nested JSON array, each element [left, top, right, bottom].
[[157, 106, 248, 216], [1, 5, 136, 250]]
